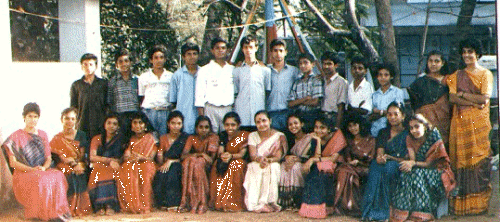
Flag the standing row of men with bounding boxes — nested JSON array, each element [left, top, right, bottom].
[[70, 35, 378, 138]]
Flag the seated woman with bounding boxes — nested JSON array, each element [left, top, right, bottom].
[[179, 116, 218, 214], [153, 111, 188, 210], [391, 114, 455, 222], [334, 114, 375, 216], [88, 113, 124, 215], [50, 107, 92, 216], [209, 112, 248, 212], [2, 103, 70, 221], [299, 115, 347, 219], [279, 112, 320, 210], [116, 112, 157, 214], [244, 110, 287, 213], [361, 102, 408, 221]]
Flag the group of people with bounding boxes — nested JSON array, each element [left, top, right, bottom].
[[1, 35, 494, 222]]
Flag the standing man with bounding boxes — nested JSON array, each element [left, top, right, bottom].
[[233, 35, 271, 128], [138, 45, 173, 136], [107, 48, 140, 131], [195, 37, 234, 133], [267, 39, 299, 131], [347, 56, 374, 115], [170, 43, 200, 134], [288, 53, 323, 132], [320, 51, 348, 129], [70, 53, 108, 139]]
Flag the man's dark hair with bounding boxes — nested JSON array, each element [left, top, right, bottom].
[[270, 38, 287, 50], [350, 55, 367, 68], [321, 51, 340, 64], [114, 48, 131, 64], [240, 35, 257, 46], [298, 53, 315, 63], [181, 42, 200, 56], [210, 37, 228, 49], [373, 63, 396, 78], [148, 45, 167, 60], [80, 53, 98, 65]]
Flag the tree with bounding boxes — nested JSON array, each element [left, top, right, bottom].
[[100, 0, 180, 78], [373, 0, 400, 85], [449, 0, 477, 72]]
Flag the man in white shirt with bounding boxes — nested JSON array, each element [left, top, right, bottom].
[[138, 45, 173, 136], [321, 51, 348, 129], [347, 56, 374, 115], [195, 38, 234, 132]]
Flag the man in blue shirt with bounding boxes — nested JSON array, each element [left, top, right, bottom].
[[170, 43, 200, 134], [267, 39, 299, 131]]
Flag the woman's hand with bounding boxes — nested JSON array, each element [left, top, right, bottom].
[[73, 162, 85, 175], [399, 160, 415, 173], [110, 160, 120, 171], [34, 166, 46, 171], [258, 157, 269, 169], [349, 159, 359, 166], [376, 154, 386, 164], [159, 160, 173, 173]]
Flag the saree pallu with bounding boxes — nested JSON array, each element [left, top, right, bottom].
[[299, 130, 347, 219], [88, 134, 124, 212], [279, 134, 317, 209], [209, 131, 248, 212], [408, 75, 451, 144], [244, 131, 287, 211], [153, 133, 188, 208], [392, 129, 456, 222], [117, 133, 157, 214], [50, 131, 92, 216], [180, 133, 219, 212], [334, 136, 376, 216], [361, 129, 409, 221], [3, 129, 70, 221], [447, 69, 493, 216]]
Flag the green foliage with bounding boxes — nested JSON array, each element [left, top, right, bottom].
[[9, 0, 59, 62], [297, 0, 379, 60], [100, 0, 179, 78]]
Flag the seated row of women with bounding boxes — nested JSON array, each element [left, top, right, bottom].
[[2, 102, 455, 221]]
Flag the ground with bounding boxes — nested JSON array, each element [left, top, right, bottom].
[[0, 172, 498, 222]]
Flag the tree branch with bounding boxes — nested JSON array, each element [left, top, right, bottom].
[[344, 0, 380, 63], [301, 0, 351, 37]]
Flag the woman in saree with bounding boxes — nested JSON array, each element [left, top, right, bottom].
[[361, 101, 408, 221], [333, 113, 375, 216], [407, 51, 451, 144], [116, 111, 157, 214], [447, 38, 493, 216], [279, 112, 320, 210], [298, 115, 347, 219], [153, 110, 188, 210], [209, 112, 248, 212], [88, 113, 124, 215], [2, 103, 70, 221], [244, 110, 288, 213], [178, 116, 218, 214], [50, 107, 92, 216], [391, 114, 456, 222]]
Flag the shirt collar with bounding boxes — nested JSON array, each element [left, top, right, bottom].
[[242, 60, 259, 67], [298, 71, 316, 79]]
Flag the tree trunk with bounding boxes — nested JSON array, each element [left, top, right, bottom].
[[374, 0, 400, 86], [199, 2, 224, 66], [344, 0, 380, 64], [449, 0, 477, 72]]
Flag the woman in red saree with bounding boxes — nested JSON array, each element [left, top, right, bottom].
[[299, 115, 347, 219], [334, 114, 375, 216], [2, 103, 70, 221], [209, 112, 248, 212], [447, 38, 493, 215], [50, 107, 92, 217], [88, 113, 124, 215], [179, 116, 218, 214], [116, 111, 157, 214]]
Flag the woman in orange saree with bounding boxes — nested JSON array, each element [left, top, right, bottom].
[[179, 116, 218, 214], [50, 107, 92, 217], [116, 111, 157, 214], [2, 103, 70, 221], [88, 114, 124, 215], [447, 38, 493, 216], [209, 112, 248, 212]]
